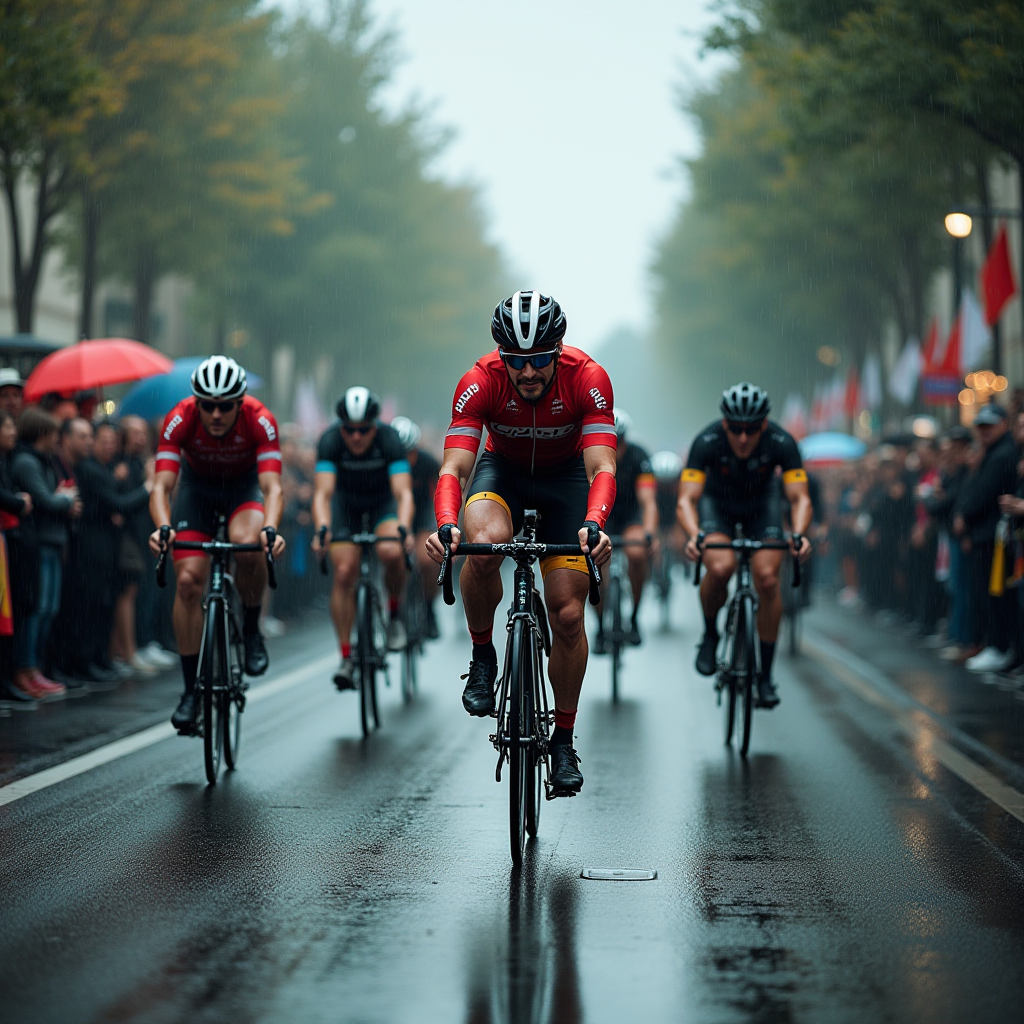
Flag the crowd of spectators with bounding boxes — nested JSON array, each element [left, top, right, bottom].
[[0, 369, 328, 708], [826, 395, 1024, 677]]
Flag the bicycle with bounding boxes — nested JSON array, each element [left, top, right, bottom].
[[318, 518, 411, 736], [692, 527, 800, 758], [599, 536, 649, 702], [155, 516, 277, 784], [437, 510, 601, 866], [401, 559, 428, 705]]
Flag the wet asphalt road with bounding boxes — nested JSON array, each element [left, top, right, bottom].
[[2, 583, 1024, 1024]]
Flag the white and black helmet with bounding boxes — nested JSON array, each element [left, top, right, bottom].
[[720, 382, 770, 423], [337, 386, 380, 424], [391, 415, 421, 452], [191, 356, 247, 401], [613, 407, 632, 439], [650, 450, 683, 481], [491, 290, 566, 352]]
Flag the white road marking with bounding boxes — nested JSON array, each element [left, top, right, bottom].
[[804, 634, 1024, 826], [0, 653, 337, 809]]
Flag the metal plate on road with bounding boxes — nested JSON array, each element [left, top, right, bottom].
[[580, 868, 657, 881]]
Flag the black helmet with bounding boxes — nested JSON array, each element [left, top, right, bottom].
[[337, 386, 380, 424], [720, 382, 770, 423], [491, 290, 567, 352]]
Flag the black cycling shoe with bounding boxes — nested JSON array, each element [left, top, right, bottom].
[[171, 692, 199, 732], [461, 659, 497, 717], [627, 620, 642, 646], [757, 677, 780, 709], [695, 631, 718, 676], [548, 743, 584, 795], [244, 630, 269, 676]]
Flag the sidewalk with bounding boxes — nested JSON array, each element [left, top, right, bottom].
[[804, 600, 1024, 777]]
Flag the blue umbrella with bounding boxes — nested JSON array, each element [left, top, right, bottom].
[[118, 357, 264, 420], [799, 431, 867, 466]]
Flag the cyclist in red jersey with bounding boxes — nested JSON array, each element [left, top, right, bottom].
[[147, 356, 286, 732], [425, 291, 616, 796]]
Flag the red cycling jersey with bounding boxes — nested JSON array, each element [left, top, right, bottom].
[[444, 346, 616, 470], [155, 396, 282, 479]]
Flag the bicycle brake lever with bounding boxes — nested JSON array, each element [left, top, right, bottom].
[[693, 531, 705, 587], [156, 524, 171, 589], [437, 526, 456, 606], [263, 527, 278, 590], [790, 534, 802, 588]]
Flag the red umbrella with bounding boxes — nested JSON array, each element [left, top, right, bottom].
[[23, 338, 174, 402]]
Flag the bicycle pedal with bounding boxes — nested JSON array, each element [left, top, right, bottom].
[[544, 782, 578, 801]]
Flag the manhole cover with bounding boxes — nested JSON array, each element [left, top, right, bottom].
[[580, 868, 657, 881]]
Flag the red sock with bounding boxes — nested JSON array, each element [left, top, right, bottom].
[[469, 626, 493, 645], [554, 708, 577, 731], [341, 643, 351, 659], [389, 596, 399, 615]]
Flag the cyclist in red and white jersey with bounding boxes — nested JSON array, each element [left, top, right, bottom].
[[148, 356, 286, 732], [425, 291, 617, 796]]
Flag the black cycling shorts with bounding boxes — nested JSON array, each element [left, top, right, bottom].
[[331, 491, 397, 541], [172, 466, 263, 558], [466, 452, 589, 578], [698, 487, 783, 541]]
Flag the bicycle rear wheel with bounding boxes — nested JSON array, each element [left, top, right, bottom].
[[608, 575, 622, 702], [738, 595, 756, 758], [201, 602, 226, 784], [357, 583, 377, 737], [223, 600, 244, 769], [508, 617, 531, 865]]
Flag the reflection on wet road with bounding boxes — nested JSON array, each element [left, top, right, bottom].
[[2, 587, 1023, 1023]]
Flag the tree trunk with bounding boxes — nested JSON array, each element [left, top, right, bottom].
[[78, 190, 101, 340], [131, 246, 158, 344], [974, 159, 1001, 374]]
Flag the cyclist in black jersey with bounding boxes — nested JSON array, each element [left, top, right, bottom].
[[678, 382, 812, 707], [391, 416, 442, 640], [595, 409, 658, 649], [313, 387, 414, 690]]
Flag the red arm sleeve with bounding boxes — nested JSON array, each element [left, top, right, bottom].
[[578, 361, 616, 449], [251, 403, 282, 475], [155, 405, 186, 477], [443, 367, 488, 456]]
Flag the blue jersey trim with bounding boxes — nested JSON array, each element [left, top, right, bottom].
[[316, 460, 336, 475], [388, 459, 411, 476]]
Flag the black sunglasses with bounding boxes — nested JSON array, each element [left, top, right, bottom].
[[342, 423, 374, 436], [501, 351, 556, 371], [725, 421, 763, 437], [199, 400, 238, 414]]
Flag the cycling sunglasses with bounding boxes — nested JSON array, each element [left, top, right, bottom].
[[500, 351, 557, 371], [342, 423, 374, 436], [199, 400, 238, 414], [725, 420, 763, 437]]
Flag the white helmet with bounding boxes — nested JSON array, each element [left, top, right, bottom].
[[613, 407, 632, 439], [391, 415, 421, 452], [191, 356, 247, 401], [336, 386, 380, 424], [650, 450, 683, 481]]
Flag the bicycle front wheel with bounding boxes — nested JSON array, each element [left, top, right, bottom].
[[357, 583, 377, 737], [738, 595, 756, 758], [223, 601, 244, 769], [508, 617, 531, 866], [201, 601, 227, 784]]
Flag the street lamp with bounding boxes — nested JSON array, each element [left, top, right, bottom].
[[944, 212, 973, 238]]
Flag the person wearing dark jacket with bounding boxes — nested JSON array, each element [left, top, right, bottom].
[[57, 421, 150, 681], [11, 408, 81, 698], [0, 410, 34, 701], [954, 404, 1018, 672]]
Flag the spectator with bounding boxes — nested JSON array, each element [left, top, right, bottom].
[[59, 421, 150, 682], [0, 410, 33, 702], [11, 408, 81, 698], [954, 404, 1018, 673], [0, 368, 25, 419], [909, 439, 942, 636]]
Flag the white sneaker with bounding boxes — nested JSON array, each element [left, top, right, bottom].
[[130, 652, 158, 675], [837, 587, 861, 608], [143, 643, 177, 669], [262, 615, 286, 638], [939, 645, 964, 661], [110, 659, 136, 680], [965, 647, 1015, 673]]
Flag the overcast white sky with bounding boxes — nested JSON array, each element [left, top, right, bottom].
[[366, 0, 727, 348]]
